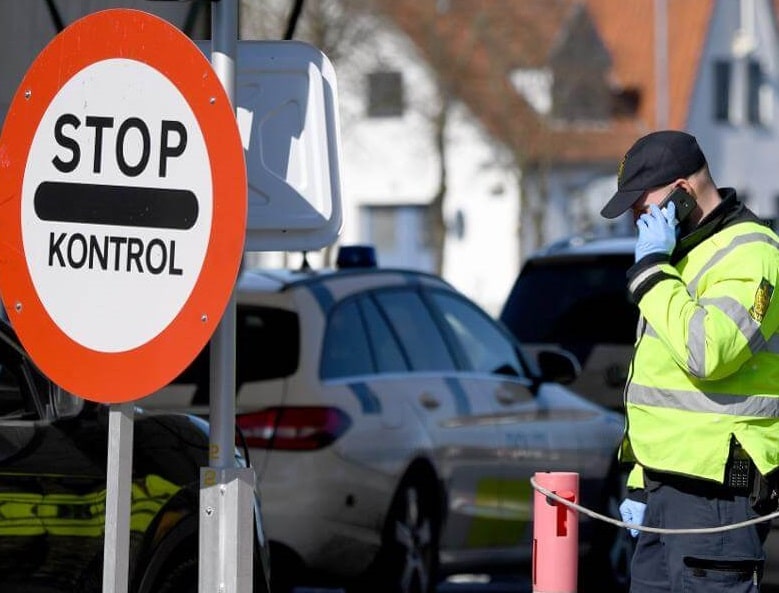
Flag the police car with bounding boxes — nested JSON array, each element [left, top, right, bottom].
[[141, 246, 629, 593], [0, 317, 271, 593]]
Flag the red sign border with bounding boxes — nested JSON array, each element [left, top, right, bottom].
[[0, 9, 247, 402]]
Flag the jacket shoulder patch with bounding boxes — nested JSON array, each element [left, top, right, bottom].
[[749, 278, 774, 323]]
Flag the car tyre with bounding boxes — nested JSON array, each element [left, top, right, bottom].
[[358, 474, 440, 593], [156, 555, 198, 593], [269, 543, 304, 593]]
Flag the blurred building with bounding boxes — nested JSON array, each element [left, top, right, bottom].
[[320, 0, 779, 312], [3, 1, 779, 314]]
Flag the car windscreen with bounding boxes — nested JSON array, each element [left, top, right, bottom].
[[500, 254, 637, 349]]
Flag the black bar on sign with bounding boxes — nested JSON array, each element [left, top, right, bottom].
[[34, 182, 199, 230]]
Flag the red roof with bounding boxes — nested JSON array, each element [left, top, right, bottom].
[[585, 0, 714, 130], [377, 0, 719, 166]]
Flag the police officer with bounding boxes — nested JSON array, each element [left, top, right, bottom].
[[600, 130, 779, 593]]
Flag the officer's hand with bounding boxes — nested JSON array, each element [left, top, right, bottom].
[[635, 202, 678, 262], [619, 498, 646, 538]]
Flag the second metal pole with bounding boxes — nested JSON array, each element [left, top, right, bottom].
[[200, 2, 255, 593]]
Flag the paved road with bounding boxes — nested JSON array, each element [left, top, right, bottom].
[[437, 574, 531, 593], [294, 572, 532, 593], [294, 565, 779, 593], [296, 575, 779, 593]]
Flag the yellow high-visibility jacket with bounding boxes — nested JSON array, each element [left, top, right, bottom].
[[622, 195, 779, 483]]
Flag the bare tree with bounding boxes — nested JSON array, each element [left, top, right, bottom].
[[239, 0, 380, 266], [238, 1, 566, 272]]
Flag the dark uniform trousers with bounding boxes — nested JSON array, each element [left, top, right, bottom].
[[630, 472, 770, 593]]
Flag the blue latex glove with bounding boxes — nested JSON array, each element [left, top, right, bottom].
[[635, 201, 678, 262], [619, 498, 646, 538]]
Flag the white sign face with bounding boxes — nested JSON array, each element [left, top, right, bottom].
[[21, 58, 212, 353]]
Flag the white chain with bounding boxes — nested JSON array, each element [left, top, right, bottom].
[[530, 476, 779, 535]]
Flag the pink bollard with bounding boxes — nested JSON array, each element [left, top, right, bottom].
[[532, 471, 579, 593]]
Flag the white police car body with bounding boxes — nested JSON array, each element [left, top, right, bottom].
[[141, 247, 627, 593]]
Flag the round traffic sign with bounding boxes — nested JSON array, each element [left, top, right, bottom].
[[0, 9, 247, 402]]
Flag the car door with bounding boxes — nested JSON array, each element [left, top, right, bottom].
[[0, 331, 108, 592], [423, 288, 544, 555], [368, 287, 503, 554], [429, 287, 624, 555]]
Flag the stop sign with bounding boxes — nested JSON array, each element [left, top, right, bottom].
[[0, 9, 247, 402]]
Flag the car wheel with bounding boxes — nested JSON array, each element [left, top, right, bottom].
[[156, 555, 198, 593], [582, 463, 634, 593], [269, 543, 304, 593], [152, 544, 269, 593], [361, 475, 440, 593]]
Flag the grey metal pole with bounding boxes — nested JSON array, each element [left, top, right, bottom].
[[654, 0, 669, 129], [199, 2, 254, 593], [209, 0, 238, 474], [102, 403, 134, 593]]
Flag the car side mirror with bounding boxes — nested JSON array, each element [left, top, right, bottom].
[[536, 348, 580, 385], [49, 384, 85, 419]]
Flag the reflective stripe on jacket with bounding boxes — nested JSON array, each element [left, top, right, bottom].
[[623, 221, 779, 482]]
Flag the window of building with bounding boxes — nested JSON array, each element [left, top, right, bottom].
[[364, 206, 397, 252], [747, 59, 771, 125], [713, 60, 731, 122], [362, 205, 433, 253], [367, 70, 404, 117], [611, 88, 640, 117], [713, 58, 772, 126]]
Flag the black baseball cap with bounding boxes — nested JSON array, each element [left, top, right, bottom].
[[600, 130, 707, 219]]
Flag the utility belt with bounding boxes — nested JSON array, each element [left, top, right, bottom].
[[645, 441, 779, 515]]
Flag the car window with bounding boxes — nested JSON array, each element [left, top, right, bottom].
[[0, 362, 25, 417], [237, 307, 300, 384], [501, 254, 636, 350], [175, 305, 300, 401], [373, 289, 456, 371], [321, 300, 374, 379], [49, 386, 84, 419], [359, 296, 409, 373], [429, 291, 525, 377]]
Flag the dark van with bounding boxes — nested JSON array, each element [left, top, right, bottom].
[[500, 236, 636, 412]]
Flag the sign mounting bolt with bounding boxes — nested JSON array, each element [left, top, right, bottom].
[[24, 90, 31, 100], [201, 314, 208, 323], [14, 302, 22, 312], [210, 97, 216, 104]]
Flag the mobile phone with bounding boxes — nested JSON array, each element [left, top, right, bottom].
[[659, 187, 696, 223]]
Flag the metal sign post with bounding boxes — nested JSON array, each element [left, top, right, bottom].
[[208, 0, 238, 479], [103, 403, 135, 593], [200, 1, 255, 593]]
